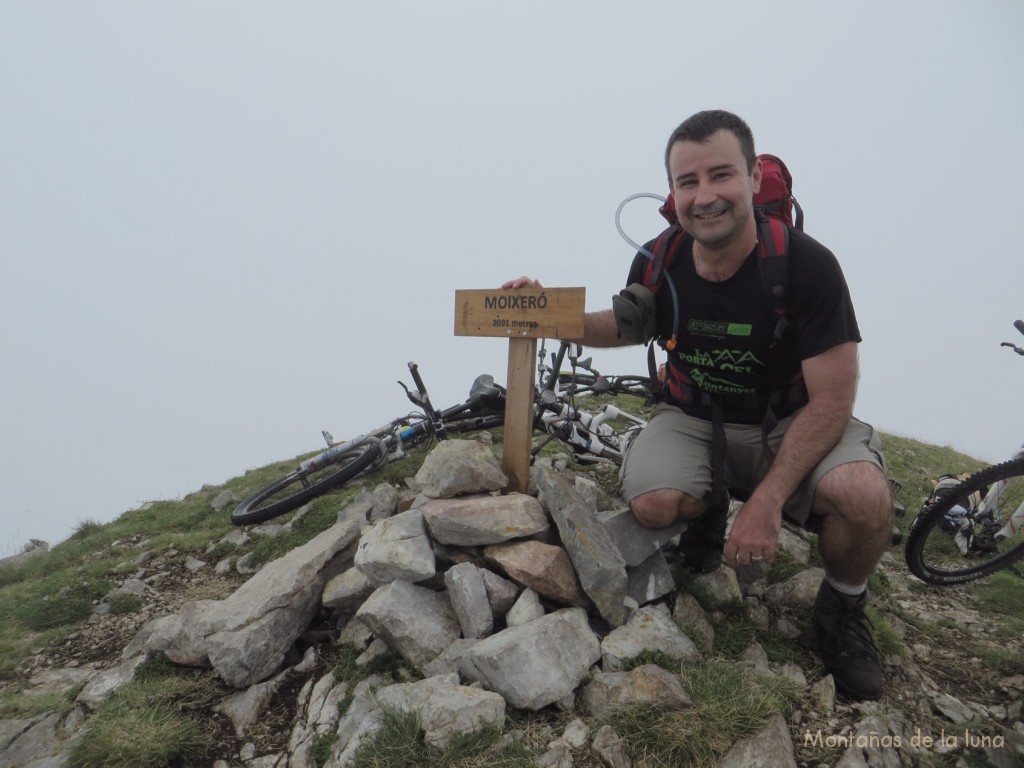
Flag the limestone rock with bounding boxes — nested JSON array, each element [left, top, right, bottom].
[[355, 580, 461, 669], [413, 440, 508, 498], [458, 608, 601, 710]]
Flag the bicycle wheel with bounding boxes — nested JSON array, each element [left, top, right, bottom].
[[232, 438, 383, 526], [905, 457, 1024, 585]]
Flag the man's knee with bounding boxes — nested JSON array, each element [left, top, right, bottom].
[[630, 489, 706, 529], [814, 461, 892, 526]]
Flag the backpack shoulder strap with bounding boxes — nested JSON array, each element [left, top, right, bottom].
[[644, 223, 684, 289], [754, 213, 793, 346]]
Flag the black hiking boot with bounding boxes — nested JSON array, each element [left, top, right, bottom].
[[676, 503, 728, 573], [812, 581, 883, 701]]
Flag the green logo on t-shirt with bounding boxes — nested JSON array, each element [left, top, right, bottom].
[[688, 319, 752, 338]]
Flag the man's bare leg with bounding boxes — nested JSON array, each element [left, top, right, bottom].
[[629, 489, 708, 529], [814, 461, 893, 585]]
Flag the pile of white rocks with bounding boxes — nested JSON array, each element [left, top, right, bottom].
[[5, 438, 1023, 768]]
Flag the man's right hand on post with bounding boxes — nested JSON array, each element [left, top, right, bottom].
[[501, 276, 543, 289]]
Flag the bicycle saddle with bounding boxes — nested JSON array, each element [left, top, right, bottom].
[[469, 374, 506, 412]]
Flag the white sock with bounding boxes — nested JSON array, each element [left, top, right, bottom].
[[826, 574, 867, 597]]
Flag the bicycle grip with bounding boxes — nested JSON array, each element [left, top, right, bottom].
[[1014, 319, 1024, 336], [408, 362, 427, 393]]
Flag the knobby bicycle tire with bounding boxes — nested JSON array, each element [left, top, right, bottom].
[[905, 457, 1024, 585], [231, 438, 382, 526]]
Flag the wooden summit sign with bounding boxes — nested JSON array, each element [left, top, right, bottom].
[[453, 287, 586, 340], [453, 287, 586, 493]]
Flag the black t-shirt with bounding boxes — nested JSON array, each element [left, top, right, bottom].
[[627, 228, 861, 408]]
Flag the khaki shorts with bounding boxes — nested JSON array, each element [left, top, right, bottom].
[[619, 403, 886, 526]]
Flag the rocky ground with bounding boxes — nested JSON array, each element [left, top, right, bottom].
[[3, 449, 1024, 768]]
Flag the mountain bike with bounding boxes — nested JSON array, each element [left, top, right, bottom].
[[904, 320, 1024, 585], [230, 341, 652, 526]]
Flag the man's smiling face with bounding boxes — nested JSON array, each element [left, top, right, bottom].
[[668, 129, 762, 252]]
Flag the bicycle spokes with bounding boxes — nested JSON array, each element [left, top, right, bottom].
[[914, 468, 1024, 578]]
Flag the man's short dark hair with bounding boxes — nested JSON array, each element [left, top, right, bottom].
[[664, 110, 757, 181]]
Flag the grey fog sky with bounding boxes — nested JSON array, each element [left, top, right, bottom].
[[2, 1, 1022, 553]]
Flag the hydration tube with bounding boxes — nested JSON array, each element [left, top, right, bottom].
[[614, 192, 665, 259], [614, 192, 681, 349]]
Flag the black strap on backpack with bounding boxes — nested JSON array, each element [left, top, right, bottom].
[[640, 211, 798, 509]]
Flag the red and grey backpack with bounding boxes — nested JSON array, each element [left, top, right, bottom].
[[612, 153, 804, 394]]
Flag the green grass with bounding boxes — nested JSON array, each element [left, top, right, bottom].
[[618, 649, 687, 673], [867, 605, 905, 659], [66, 666, 219, 768], [763, 547, 807, 585], [310, 731, 339, 766], [972, 569, 1024, 613], [881, 432, 989, 532], [328, 643, 420, 689], [962, 641, 1024, 676], [971, 569, 1024, 637], [350, 709, 532, 768], [69, 701, 213, 768], [0, 681, 85, 720], [604, 660, 798, 768], [108, 593, 145, 615]]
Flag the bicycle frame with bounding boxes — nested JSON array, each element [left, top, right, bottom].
[[235, 344, 649, 526], [977, 443, 1024, 539], [300, 395, 500, 473], [532, 340, 646, 462], [303, 340, 647, 474]]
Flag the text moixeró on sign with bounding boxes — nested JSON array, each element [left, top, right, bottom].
[[454, 287, 585, 340]]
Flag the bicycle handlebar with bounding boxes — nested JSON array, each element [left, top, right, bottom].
[[1000, 320, 1024, 356], [408, 362, 427, 394]]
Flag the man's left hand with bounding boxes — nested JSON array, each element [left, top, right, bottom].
[[723, 498, 783, 569]]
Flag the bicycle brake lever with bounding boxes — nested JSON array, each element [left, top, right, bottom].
[[540, 389, 561, 409], [398, 380, 427, 406]]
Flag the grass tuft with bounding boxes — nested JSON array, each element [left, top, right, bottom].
[[310, 731, 338, 767], [606, 660, 797, 767], [328, 642, 419, 688], [618, 649, 684, 673], [68, 699, 214, 768], [973, 570, 1024, 633], [107, 593, 144, 615], [351, 708, 530, 768], [867, 604, 904, 659], [15, 586, 97, 632], [67, 667, 220, 767], [352, 708, 427, 768]]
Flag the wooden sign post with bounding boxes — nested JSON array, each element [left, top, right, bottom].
[[454, 287, 585, 493]]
